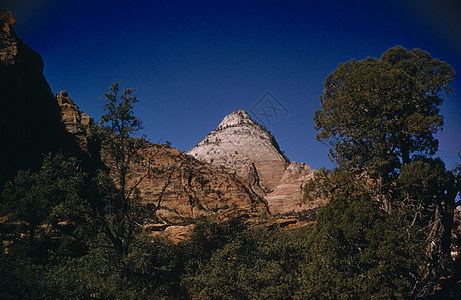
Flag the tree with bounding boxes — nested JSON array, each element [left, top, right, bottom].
[[308, 46, 459, 297], [300, 185, 423, 298], [314, 46, 455, 179], [398, 158, 458, 296], [1, 153, 86, 257], [91, 81, 148, 259], [181, 218, 310, 299]]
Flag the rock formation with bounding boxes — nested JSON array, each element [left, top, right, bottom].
[[56, 91, 91, 134], [0, 7, 320, 233], [0, 8, 70, 185], [55, 91, 99, 157], [52, 95, 268, 225], [188, 109, 323, 215], [51, 95, 269, 235], [0, 9, 17, 65], [127, 143, 267, 225], [265, 162, 323, 214], [188, 110, 290, 195]]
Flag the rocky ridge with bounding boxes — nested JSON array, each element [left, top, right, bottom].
[[56, 91, 96, 153], [0, 7, 318, 242], [56, 91, 91, 134], [0, 9, 17, 65]]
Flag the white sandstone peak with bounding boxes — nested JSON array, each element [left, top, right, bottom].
[[188, 109, 289, 193], [217, 109, 255, 130]]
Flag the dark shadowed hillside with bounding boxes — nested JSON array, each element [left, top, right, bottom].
[[0, 8, 95, 186]]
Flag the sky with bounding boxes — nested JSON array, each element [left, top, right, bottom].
[[3, 0, 461, 170]]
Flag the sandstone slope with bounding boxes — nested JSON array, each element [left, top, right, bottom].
[[127, 143, 268, 225], [265, 161, 324, 214]]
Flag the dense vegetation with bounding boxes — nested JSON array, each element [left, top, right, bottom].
[[1, 47, 460, 299], [309, 46, 460, 298]]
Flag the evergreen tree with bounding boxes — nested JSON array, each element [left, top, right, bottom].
[[307, 46, 459, 297], [2, 153, 86, 257], [91, 81, 148, 259], [314, 46, 455, 203]]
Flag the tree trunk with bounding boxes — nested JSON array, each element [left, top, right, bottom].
[[28, 224, 35, 256], [417, 198, 454, 297]]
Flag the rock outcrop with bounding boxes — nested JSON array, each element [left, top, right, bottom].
[[0, 7, 321, 235], [0, 8, 317, 245], [0, 9, 17, 65], [55, 91, 98, 156], [266, 162, 324, 214], [52, 96, 270, 235], [56, 91, 91, 134], [52, 93, 267, 226], [127, 143, 267, 225], [163, 224, 196, 244], [188, 110, 290, 195]]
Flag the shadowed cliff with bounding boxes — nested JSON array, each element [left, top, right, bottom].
[[0, 8, 97, 186]]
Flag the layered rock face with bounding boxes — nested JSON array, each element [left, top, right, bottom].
[[188, 110, 290, 194], [50, 93, 268, 233], [265, 162, 323, 214], [55, 91, 99, 158], [56, 91, 91, 134], [54, 96, 267, 224], [127, 143, 267, 224], [53, 96, 269, 228], [1, 7, 320, 227]]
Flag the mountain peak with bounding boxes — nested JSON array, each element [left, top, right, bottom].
[[217, 109, 255, 130], [188, 110, 289, 193]]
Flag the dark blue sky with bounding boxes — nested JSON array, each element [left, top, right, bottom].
[[4, 0, 461, 169]]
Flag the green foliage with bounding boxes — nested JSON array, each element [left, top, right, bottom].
[[1, 153, 87, 257], [182, 216, 247, 264], [121, 233, 185, 299], [308, 46, 459, 298], [301, 167, 426, 298], [300, 191, 423, 298], [98, 81, 146, 175], [39, 232, 184, 299], [182, 219, 312, 299], [397, 159, 457, 296], [314, 46, 455, 174], [304, 167, 368, 203], [0, 154, 95, 299], [398, 158, 452, 207]]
